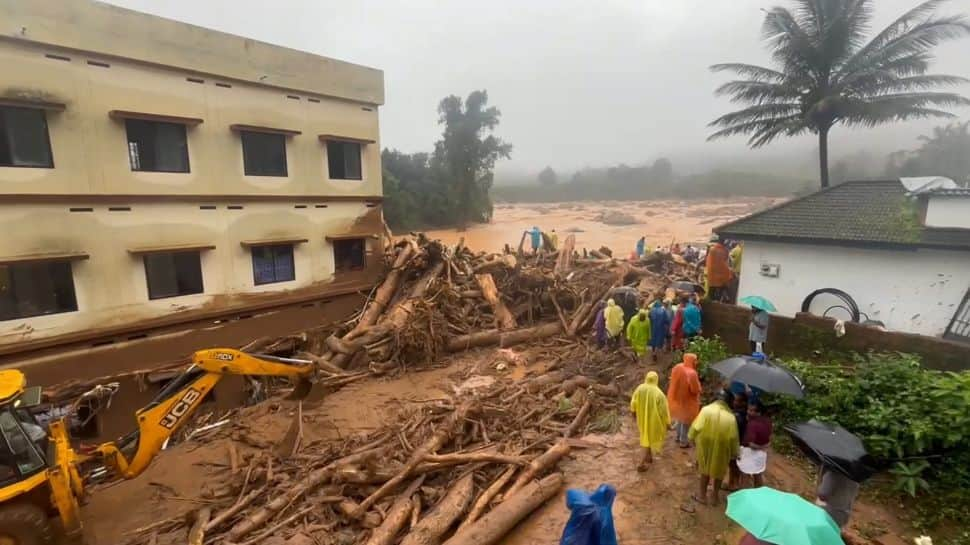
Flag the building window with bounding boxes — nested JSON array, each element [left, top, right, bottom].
[[326, 141, 362, 180], [333, 238, 366, 272], [125, 119, 189, 173], [0, 261, 78, 321], [0, 106, 54, 168], [251, 244, 295, 285], [144, 252, 203, 299], [241, 131, 287, 176]]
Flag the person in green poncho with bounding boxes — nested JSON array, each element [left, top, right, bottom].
[[689, 390, 740, 506], [625, 309, 651, 358]]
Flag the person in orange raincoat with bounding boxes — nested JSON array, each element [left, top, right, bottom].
[[667, 353, 702, 448], [705, 235, 733, 303]]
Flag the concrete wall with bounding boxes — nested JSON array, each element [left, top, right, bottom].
[[0, 39, 382, 197], [738, 240, 970, 337], [925, 196, 970, 229], [0, 7, 385, 352], [703, 301, 970, 372], [0, 201, 382, 348], [0, 0, 384, 105]]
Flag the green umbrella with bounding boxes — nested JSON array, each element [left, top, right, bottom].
[[726, 487, 844, 545], [740, 295, 777, 312]]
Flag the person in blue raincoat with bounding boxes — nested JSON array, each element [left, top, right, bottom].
[[527, 226, 542, 254], [560, 485, 618, 545], [635, 236, 646, 258], [648, 299, 670, 362], [682, 294, 702, 339]]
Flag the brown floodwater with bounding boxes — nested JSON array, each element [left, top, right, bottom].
[[422, 197, 783, 254]]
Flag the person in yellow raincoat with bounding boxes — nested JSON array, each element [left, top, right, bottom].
[[688, 390, 740, 506], [603, 298, 625, 349], [630, 371, 669, 470], [625, 309, 651, 358]]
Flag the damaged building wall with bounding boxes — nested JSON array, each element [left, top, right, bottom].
[[0, 2, 385, 352], [738, 240, 970, 337]]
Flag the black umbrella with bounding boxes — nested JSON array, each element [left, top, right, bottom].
[[711, 356, 805, 398], [785, 420, 877, 482]]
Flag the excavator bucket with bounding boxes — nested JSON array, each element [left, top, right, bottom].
[[288, 377, 330, 404]]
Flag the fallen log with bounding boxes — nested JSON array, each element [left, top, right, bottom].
[[227, 447, 384, 541], [399, 473, 475, 545], [331, 260, 444, 368], [352, 401, 476, 518], [354, 241, 418, 332], [446, 323, 562, 353], [442, 473, 564, 545], [364, 476, 426, 545], [554, 234, 576, 275], [563, 398, 592, 438], [423, 452, 527, 466], [475, 273, 517, 330], [506, 440, 571, 497], [187, 507, 211, 545], [459, 465, 517, 530]]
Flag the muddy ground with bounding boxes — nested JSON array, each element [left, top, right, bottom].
[[423, 197, 783, 253], [84, 344, 910, 545]]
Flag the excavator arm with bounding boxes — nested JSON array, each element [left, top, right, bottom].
[[95, 348, 315, 479]]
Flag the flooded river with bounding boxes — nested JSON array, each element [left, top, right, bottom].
[[423, 197, 783, 253]]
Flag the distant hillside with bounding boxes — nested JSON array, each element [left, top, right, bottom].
[[492, 169, 814, 203]]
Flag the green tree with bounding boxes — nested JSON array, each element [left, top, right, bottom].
[[432, 90, 512, 228], [885, 121, 970, 183], [709, 0, 970, 189], [537, 166, 558, 186]]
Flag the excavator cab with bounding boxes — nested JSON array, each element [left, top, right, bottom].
[[0, 369, 83, 545]]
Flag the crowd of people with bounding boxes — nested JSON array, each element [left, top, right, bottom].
[[519, 229, 858, 543], [630, 352, 773, 504], [593, 293, 703, 358], [629, 352, 861, 544]]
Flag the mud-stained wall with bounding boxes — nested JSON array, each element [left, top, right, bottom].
[[0, 7, 385, 350], [0, 201, 383, 348]]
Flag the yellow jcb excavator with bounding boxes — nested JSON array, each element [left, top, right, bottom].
[[0, 348, 320, 545]]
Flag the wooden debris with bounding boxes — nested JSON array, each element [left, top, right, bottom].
[[442, 473, 564, 545]]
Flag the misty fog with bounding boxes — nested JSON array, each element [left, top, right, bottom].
[[105, 0, 969, 181]]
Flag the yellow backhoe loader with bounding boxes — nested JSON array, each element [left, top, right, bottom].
[[0, 348, 319, 545]]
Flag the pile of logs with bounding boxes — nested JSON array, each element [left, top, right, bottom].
[[309, 234, 699, 372], [123, 352, 628, 545]]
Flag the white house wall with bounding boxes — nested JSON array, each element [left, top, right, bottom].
[[925, 197, 970, 229], [738, 240, 970, 336]]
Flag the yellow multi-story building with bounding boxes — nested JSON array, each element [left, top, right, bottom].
[[0, 0, 385, 356]]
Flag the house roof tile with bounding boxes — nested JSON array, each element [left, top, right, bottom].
[[715, 180, 970, 251]]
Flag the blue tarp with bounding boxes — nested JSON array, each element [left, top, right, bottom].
[[559, 485, 618, 545]]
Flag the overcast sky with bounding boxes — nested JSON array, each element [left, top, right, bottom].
[[105, 0, 969, 176]]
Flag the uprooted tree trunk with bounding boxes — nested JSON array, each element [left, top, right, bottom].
[[475, 273, 517, 330], [554, 234, 576, 276], [506, 440, 571, 497], [330, 259, 444, 368], [364, 476, 426, 545], [352, 400, 476, 518], [446, 323, 562, 352], [459, 466, 516, 530], [441, 473, 564, 545], [228, 447, 384, 541], [399, 473, 475, 545]]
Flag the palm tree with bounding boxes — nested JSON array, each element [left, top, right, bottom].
[[709, 0, 970, 188]]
